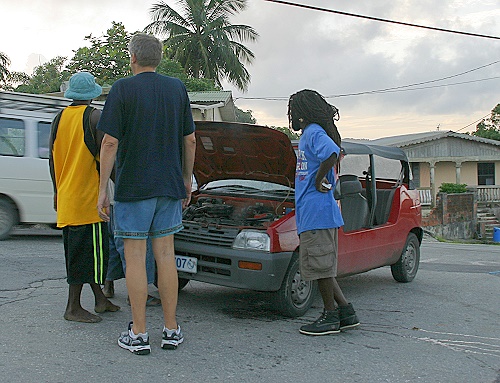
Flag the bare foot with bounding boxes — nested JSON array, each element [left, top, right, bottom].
[[64, 308, 102, 323], [95, 300, 121, 313], [102, 281, 114, 298]]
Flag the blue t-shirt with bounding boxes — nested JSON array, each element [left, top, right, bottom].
[[295, 123, 344, 234], [97, 72, 195, 202]]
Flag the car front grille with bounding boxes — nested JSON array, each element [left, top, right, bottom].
[[175, 222, 239, 247], [174, 222, 238, 278]]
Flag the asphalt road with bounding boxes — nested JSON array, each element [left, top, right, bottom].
[[1, 230, 499, 383]]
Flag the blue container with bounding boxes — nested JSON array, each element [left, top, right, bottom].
[[494, 227, 500, 243]]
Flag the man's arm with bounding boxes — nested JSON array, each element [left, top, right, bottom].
[[97, 134, 119, 221], [315, 152, 338, 192], [182, 132, 196, 208], [48, 110, 63, 211]]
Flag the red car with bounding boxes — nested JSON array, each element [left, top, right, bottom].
[[173, 121, 423, 317]]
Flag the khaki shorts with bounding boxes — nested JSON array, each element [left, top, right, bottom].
[[299, 228, 338, 281]]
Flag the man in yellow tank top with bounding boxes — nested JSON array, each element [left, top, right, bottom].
[[49, 71, 120, 323]]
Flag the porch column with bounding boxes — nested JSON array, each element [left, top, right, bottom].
[[430, 161, 436, 207], [455, 161, 462, 184]]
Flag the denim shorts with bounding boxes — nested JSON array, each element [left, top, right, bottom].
[[299, 228, 338, 281], [114, 197, 183, 239]]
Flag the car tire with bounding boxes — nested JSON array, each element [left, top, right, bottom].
[[153, 266, 190, 291], [178, 277, 189, 290], [272, 252, 318, 318], [391, 232, 420, 283], [0, 198, 17, 241]]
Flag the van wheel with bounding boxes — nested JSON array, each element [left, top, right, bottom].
[[391, 233, 420, 283], [0, 199, 16, 240], [272, 252, 318, 317]]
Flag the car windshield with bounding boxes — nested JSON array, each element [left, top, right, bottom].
[[339, 154, 404, 181]]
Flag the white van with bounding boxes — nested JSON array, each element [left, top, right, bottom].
[[0, 91, 104, 239]]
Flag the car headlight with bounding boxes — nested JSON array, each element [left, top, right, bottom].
[[233, 230, 270, 251]]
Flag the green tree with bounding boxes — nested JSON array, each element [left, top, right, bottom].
[[472, 103, 500, 141], [0, 51, 11, 89], [15, 57, 70, 94], [235, 107, 256, 123], [4, 71, 30, 91], [156, 56, 218, 91], [145, 0, 258, 92], [67, 21, 133, 85], [271, 126, 301, 140]]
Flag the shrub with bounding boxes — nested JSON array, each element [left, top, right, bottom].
[[438, 183, 468, 194]]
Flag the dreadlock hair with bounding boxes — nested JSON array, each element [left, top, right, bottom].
[[288, 89, 341, 148]]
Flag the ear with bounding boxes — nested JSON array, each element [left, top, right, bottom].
[[130, 53, 137, 64]]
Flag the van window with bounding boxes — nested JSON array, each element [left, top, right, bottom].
[[0, 117, 25, 156], [38, 121, 51, 159]]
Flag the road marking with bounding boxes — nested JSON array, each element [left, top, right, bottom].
[[412, 328, 500, 358]]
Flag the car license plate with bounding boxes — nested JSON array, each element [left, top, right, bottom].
[[175, 255, 197, 273]]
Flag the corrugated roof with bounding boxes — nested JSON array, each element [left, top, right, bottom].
[[372, 130, 500, 147], [188, 91, 232, 103], [0, 90, 104, 116]]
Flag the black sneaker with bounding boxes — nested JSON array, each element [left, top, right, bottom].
[[161, 325, 184, 350], [118, 322, 151, 355], [338, 303, 360, 330], [299, 310, 340, 336]]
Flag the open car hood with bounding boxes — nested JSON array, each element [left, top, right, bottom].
[[193, 121, 297, 189]]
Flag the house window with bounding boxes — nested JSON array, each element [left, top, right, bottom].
[[477, 163, 495, 185], [410, 163, 420, 188]]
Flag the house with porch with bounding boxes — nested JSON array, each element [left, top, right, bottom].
[[372, 130, 500, 208]]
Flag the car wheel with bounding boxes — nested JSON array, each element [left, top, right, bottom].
[[0, 199, 17, 241], [153, 266, 190, 291], [391, 233, 420, 283], [273, 252, 318, 317]]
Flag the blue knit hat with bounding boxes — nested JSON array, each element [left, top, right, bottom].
[[64, 72, 102, 100]]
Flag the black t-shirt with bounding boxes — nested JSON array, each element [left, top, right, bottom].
[[97, 72, 195, 201]]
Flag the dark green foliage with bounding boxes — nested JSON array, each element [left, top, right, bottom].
[[15, 57, 70, 94], [270, 126, 301, 140], [145, 0, 258, 92], [472, 103, 500, 141], [439, 183, 468, 194], [156, 58, 219, 91], [235, 107, 256, 124], [66, 21, 133, 85]]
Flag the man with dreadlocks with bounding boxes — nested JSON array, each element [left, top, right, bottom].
[[288, 89, 359, 336]]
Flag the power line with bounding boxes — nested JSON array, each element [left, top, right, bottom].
[[327, 60, 500, 97], [263, 0, 500, 40], [456, 113, 490, 132], [235, 75, 500, 101], [234, 60, 500, 101], [330, 76, 500, 98]]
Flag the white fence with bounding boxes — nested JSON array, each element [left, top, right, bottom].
[[418, 186, 500, 206], [467, 185, 500, 203]]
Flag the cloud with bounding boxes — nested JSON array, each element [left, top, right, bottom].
[[2, 0, 499, 139], [226, 0, 500, 138]]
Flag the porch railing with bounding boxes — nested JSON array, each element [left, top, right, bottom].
[[418, 188, 432, 206], [418, 186, 500, 206], [467, 185, 500, 203]]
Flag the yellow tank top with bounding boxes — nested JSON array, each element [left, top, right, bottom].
[[52, 105, 101, 227]]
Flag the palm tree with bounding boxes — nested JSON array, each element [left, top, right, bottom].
[[144, 0, 258, 92], [0, 51, 11, 85]]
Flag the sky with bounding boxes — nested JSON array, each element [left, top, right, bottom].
[[1, 0, 499, 139]]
